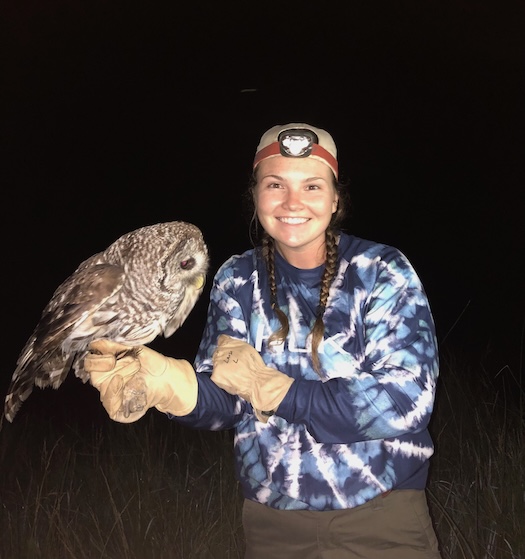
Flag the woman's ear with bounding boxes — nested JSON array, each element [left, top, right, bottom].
[[332, 194, 339, 214]]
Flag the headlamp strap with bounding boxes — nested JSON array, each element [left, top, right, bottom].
[[253, 138, 338, 178]]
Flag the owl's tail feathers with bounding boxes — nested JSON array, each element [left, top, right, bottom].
[[3, 379, 34, 423], [3, 352, 75, 423]]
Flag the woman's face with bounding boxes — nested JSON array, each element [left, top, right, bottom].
[[254, 156, 338, 268]]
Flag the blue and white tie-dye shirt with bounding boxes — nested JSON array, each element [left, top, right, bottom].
[[174, 232, 439, 511]]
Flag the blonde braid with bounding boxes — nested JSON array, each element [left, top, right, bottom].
[[310, 229, 339, 375], [263, 233, 290, 346]]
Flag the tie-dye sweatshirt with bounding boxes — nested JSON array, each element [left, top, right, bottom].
[[174, 232, 439, 511]]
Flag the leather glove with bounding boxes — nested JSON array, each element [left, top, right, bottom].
[[211, 335, 294, 422], [85, 339, 198, 423]]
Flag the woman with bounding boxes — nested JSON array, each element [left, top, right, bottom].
[[86, 123, 443, 558]]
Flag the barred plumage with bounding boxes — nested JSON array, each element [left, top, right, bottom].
[[4, 221, 209, 423]]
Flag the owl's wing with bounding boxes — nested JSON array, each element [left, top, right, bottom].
[[4, 262, 125, 423], [32, 262, 125, 352]]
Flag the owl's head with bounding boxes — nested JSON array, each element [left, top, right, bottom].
[[159, 221, 209, 292]]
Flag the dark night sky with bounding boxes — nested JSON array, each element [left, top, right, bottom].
[[1, 1, 524, 416]]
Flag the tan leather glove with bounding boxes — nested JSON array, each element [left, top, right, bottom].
[[211, 335, 294, 422], [86, 340, 198, 423], [84, 340, 142, 422]]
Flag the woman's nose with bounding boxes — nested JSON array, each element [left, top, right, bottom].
[[283, 189, 303, 210]]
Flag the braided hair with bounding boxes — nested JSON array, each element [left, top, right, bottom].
[[244, 171, 350, 376]]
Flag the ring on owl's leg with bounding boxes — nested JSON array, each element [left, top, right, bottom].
[[121, 376, 148, 418]]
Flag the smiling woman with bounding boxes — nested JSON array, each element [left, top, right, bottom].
[[82, 122, 443, 559]]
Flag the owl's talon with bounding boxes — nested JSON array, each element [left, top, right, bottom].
[[116, 347, 139, 360]]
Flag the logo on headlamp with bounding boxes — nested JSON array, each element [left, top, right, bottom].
[[278, 129, 319, 158]]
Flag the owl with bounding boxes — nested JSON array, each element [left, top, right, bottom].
[[4, 221, 209, 423]]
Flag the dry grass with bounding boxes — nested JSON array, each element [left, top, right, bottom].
[[0, 348, 523, 558], [428, 349, 524, 558], [0, 413, 245, 559]]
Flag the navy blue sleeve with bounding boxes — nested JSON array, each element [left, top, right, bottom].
[[169, 373, 246, 430]]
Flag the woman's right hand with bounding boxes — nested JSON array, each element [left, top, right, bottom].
[[85, 339, 198, 422]]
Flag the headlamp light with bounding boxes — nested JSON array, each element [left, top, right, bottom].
[[278, 129, 319, 158]]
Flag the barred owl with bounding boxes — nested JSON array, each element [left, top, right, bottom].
[[4, 221, 209, 423]]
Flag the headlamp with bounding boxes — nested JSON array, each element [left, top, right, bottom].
[[253, 123, 339, 178], [278, 129, 319, 158]]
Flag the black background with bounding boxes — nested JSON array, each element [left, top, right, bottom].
[[1, 1, 523, 419]]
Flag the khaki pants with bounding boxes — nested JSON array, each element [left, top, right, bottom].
[[242, 490, 442, 559]]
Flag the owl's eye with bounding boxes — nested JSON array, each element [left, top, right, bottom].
[[180, 258, 196, 270]]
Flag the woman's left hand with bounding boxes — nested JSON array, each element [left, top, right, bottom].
[[211, 335, 294, 422]]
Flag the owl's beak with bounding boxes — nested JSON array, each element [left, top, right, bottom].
[[194, 274, 206, 290]]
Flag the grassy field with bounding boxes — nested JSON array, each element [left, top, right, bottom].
[[0, 348, 523, 559]]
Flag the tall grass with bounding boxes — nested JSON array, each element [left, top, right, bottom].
[[0, 413, 245, 559], [0, 349, 523, 558], [427, 349, 524, 558]]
